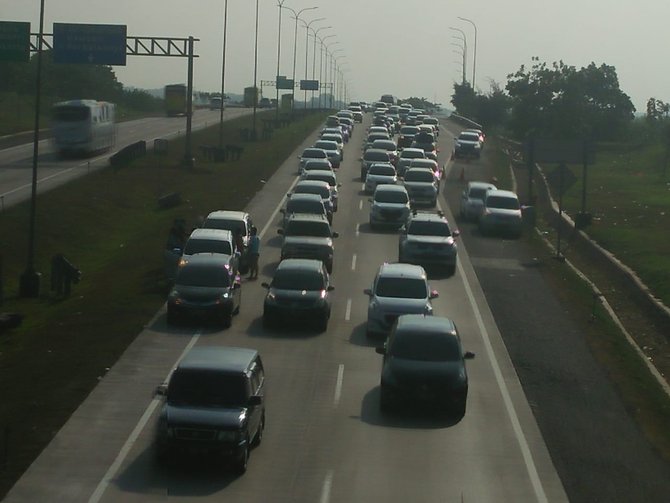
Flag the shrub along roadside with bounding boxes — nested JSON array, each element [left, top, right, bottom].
[[0, 109, 328, 498]]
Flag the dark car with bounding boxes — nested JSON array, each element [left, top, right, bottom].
[[453, 131, 482, 159], [280, 193, 328, 228], [154, 346, 265, 474], [262, 258, 334, 331], [375, 315, 475, 416], [410, 131, 436, 155], [397, 125, 420, 148], [360, 148, 392, 181], [399, 211, 460, 275], [278, 213, 338, 272], [167, 253, 241, 327]]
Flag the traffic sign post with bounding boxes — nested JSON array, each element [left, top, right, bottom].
[[0, 21, 30, 62], [53, 23, 127, 65]]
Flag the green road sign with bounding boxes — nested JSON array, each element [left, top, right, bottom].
[[0, 21, 30, 62]]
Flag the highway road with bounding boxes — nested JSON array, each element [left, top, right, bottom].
[[4, 115, 568, 502], [0, 108, 251, 210]]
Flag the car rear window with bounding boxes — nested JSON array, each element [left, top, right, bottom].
[[176, 264, 232, 287], [375, 190, 408, 204], [365, 151, 390, 162], [369, 164, 396, 176], [486, 195, 520, 210], [407, 221, 452, 236], [286, 199, 325, 214], [203, 218, 246, 235], [168, 370, 247, 407], [303, 149, 327, 158], [404, 170, 434, 182], [184, 238, 233, 256], [391, 332, 461, 362], [272, 269, 325, 290], [468, 188, 489, 200], [295, 185, 330, 198], [375, 277, 427, 298], [285, 220, 331, 237]]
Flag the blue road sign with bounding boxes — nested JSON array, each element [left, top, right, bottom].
[[0, 21, 30, 62], [300, 79, 319, 91], [53, 23, 127, 65]]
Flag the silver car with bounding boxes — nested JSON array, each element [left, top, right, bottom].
[[402, 168, 438, 207], [459, 181, 497, 221], [364, 263, 438, 338], [364, 163, 397, 194], [398, 211, 460, 275], [479, 189, 523, 238], [369, 184, 411, 230]]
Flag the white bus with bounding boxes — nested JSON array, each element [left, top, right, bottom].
[[51, 100, 116, 157]]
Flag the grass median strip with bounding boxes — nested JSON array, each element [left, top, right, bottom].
[[0, 109, 327, 498]]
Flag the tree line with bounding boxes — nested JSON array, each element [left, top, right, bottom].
[[449, 57, 654, 142], [0, 50, 162, 113]]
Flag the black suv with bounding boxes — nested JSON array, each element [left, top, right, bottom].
[[375, 315, 475, 416], [262, 258, 334, 331], [278, 213, 338, 273], [155, 346, 265, 473]]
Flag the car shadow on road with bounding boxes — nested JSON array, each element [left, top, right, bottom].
[[357, 222, 401, 235], [347, 322, 378, 348], [245, 316, 324, 339], [264, 234, 283, 248], [113, 443, 239, 497], [358, 387, 464, 429]]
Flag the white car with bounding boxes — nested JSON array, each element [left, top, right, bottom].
[[364, 163, 397, 194], [460, 181, 497, 221], [479, 189, 522, 237], [369, 184, 411, 230]]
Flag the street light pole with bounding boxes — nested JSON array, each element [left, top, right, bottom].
[[252, 0, 260, 140], [319, 36, 336, 109], [302, 17, 325, 110], [311, 26, 331, 108], [281, 6, 318, 112], [449, 27, 468, 85], [218, 0, 229, 148], [458, 16, 477, 90], [275, 0, 287, 119], [451, 39, 466, 85], [20, 0, 46, 297]]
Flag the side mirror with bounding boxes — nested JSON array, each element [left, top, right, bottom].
[[154, 383, 168, 397], [261, 282, 270, 288], [364, 288, 372, 296], [286, 192, 292, 198], [452, 229, 460, 237], [277, 229, 284, 235], [327, 285, 335, 291], [463, 351, 475, 360], [375, 346, 385, 355], [429, 289, 439, 299], [248, 395, 262, 406], [332, 232, 339, 238], [233, 282, 241, 290]]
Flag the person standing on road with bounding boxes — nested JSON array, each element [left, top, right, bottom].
[[247, 226, 260, 279]]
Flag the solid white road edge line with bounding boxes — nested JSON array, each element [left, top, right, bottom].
[[334, 364, 344, 407], [319, 469, 334, 503], [88, 331, 203, 503], [345, 299, 352, 321]]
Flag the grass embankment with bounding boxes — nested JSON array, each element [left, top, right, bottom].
[[0, 109, 327, 498], [488, 139, 670, 462]]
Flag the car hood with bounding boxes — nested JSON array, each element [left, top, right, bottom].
[[165, 403, 246, 429], [386, 357, 465, 385], [283, 236, 333, 247], [405, 235, 454, 246], [173, 285, 230, 301], [372, 202, 409, 211], [373, 296, 429, 312]]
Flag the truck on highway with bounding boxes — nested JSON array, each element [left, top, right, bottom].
[[164, 84, 188, 117], [209, 95, 223, 111]]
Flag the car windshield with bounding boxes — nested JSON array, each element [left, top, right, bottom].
[[459, 133, 480, 142], [303, 149, 326, 159], [307, 174, 336, 186], [168, 370, 246, 407], [375, 277, 427, 298], [369, 164, 396, 176], [373, 141, 396, 151], [272, 269, 325, 290], [295, 185, 330, 198], [315, 141, 337, 150], [322, 135, 342, 143], [407, 221, 452, 236], [404, 170, 434, 182], [176, 265, 231, 287], [203, 218, 246, 235], [286, 200, 325, 214], [375, 190, 408, 204], [365, 151, 390, 162], [401, 150, 425, 159], [184, 239, 233, 256], [487, 196, 520, 210], [390, 333, 461, 362], [469, 188, 490, 200], [285, 220, 331, 237], [400, 127, 419, 135]]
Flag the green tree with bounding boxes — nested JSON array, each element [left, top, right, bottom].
[[506, 58, 635, 140], [450, 82, 476, 118]]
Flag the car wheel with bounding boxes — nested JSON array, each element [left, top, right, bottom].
[[262, 313, 274, 329], [234, 438, 249, 474], [317, 313, 329, 332], [220, 309, 233, 328], [446, 264, 456, 276], [251, 413, 265, 447], [166, 309, 178, 326], [379, 386, 394, 413]]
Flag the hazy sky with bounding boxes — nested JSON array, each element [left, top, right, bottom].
[[4, 0, 669, 111]]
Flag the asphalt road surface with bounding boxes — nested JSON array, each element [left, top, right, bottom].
[[6, 112, 670, 502], [0, 108, 251, 210]]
